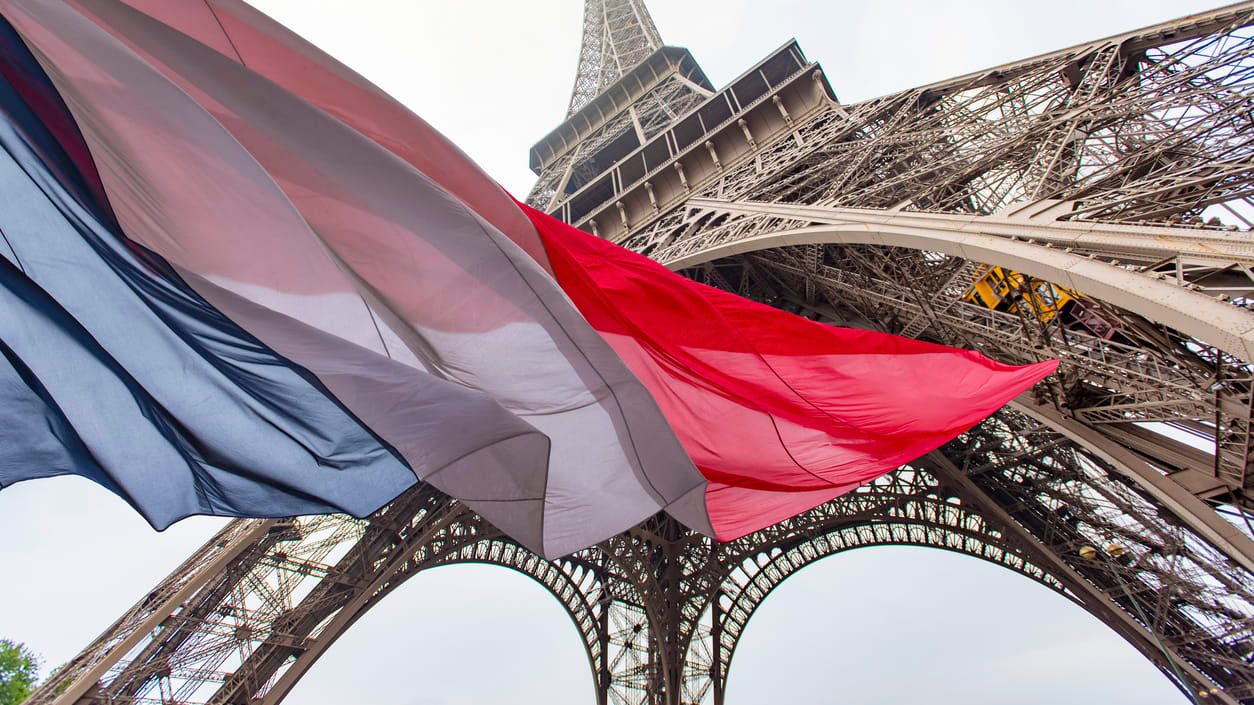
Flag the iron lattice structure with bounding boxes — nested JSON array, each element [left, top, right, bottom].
[[26, 2, 1254, 704]]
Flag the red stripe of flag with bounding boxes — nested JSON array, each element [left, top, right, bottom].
[[523, 203, 1058, 539]]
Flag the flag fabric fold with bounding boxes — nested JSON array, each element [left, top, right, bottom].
[[522, 207, 1058, 539], [0, 34, 419, 524], [0, 0, 707, 557], [0, 0, 1056, 554]]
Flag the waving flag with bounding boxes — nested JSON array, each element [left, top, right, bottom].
[[525, 208, 1057, 537], [0, 0, 707, 558], [0, 0, 1055, 556]]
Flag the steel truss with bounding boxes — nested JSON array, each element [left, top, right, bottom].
[[27, 2, 1254, 705], [565, 0, 665, 116]]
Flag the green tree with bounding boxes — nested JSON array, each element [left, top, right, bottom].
[[0, 639, 39, 705]]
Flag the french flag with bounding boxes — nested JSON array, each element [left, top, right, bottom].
[[0, 0, 1055, 557]]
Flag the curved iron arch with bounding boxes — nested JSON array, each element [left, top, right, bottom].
[[694, 492, 1070, 699], [626, 211, 1254, 593], [656, 213, 1254, 365], [368, 537, 611, 698], [659, 463, 1065, 704], [244, 513, 618, 705]]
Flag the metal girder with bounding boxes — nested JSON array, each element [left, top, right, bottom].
[[565, 1, 1253, 697], [667, 197, 1254, 362], [1010, 396, 1254, 574], [583, 1, 1254, 526], [685, 197, 1254, 270], [35, 519, 278, 705], [923, 452, 1244, 705], [566, 0, 665, 116], [656, 196, 1254, 516], [32, 424, 1252, 704]]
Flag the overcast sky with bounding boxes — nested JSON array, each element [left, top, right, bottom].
[[0, 1, 1227, 703]]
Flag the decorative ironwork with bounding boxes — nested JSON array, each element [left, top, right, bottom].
[[566, 0, 664, 116], [27, 3, 1254, 705]]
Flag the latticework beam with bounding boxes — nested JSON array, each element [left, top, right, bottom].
[[567, 0, 665, 116]]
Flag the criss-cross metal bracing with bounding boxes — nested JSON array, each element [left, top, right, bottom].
[[566, 0, 665, 116], [28, 3, 1254, 705], [17, 469, 1084, 705], [30, 414, 1250, 705]]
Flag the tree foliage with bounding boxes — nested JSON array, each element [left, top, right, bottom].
[[0, 639, 39, 705]]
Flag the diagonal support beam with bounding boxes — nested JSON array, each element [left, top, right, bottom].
[[1011, 396, 1254, 574], [926, 453, 1240, 705]]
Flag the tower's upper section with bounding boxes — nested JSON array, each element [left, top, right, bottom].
[[528, 0, 835, 226], [566, 0, 665, 116]]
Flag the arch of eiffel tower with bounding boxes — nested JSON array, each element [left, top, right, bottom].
[[26, 2, 1254, 704]]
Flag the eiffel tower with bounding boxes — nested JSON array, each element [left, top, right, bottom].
[[25, 2, 1254, 704]]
